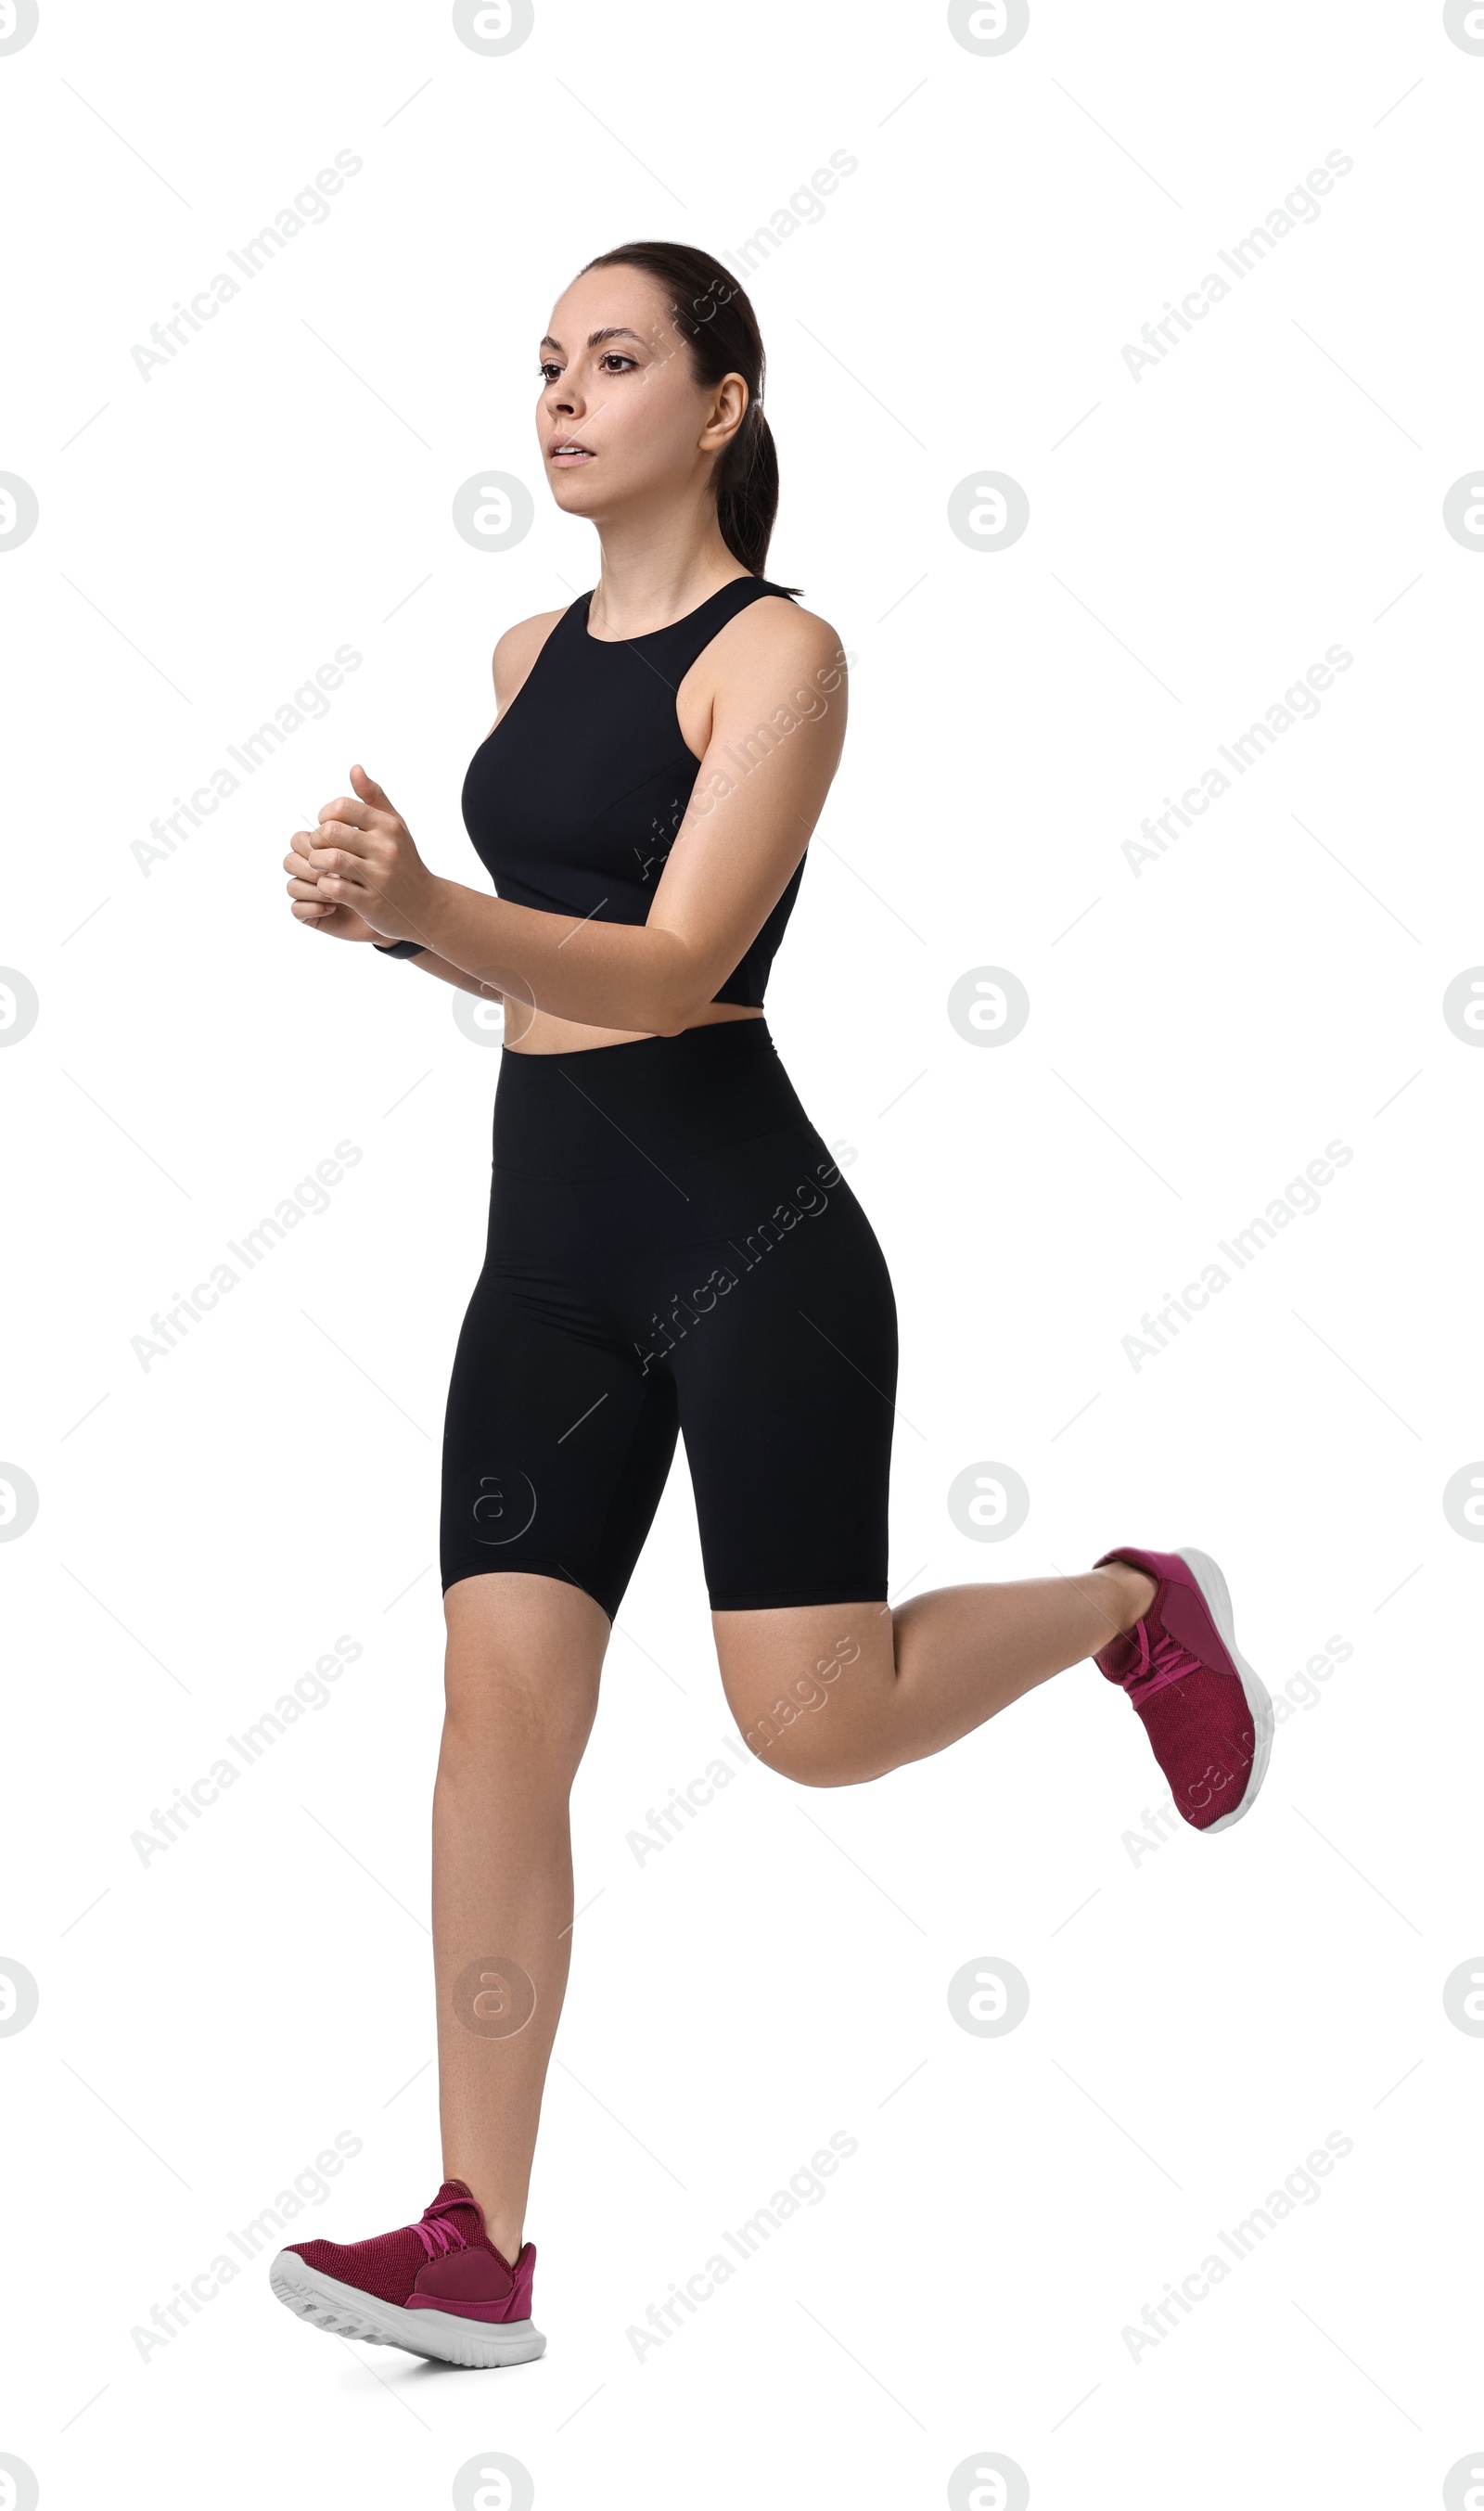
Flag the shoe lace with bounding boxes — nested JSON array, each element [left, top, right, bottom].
[[1121, 1617, 1203, 1705], [410, 2195, 470, 2262]]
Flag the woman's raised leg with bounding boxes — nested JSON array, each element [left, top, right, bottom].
[[713, 1548, 1272, 1833], [712, 1564, 1153, 1787]]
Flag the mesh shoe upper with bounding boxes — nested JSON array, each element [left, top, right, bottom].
[[1094, 1547, 1257, 1831], [287, 2180, 533, 2321]]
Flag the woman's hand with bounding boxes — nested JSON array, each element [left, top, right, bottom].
[[284, 826, 381, 942], [286, 762, 442, 946]]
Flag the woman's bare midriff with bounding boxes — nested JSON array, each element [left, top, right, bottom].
[[504, 1000, 765, 1054]]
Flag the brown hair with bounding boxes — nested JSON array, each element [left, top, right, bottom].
[[577, 239, 800, 592]]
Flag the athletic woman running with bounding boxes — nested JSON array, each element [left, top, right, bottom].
[[269, 240, 1273, 2368]]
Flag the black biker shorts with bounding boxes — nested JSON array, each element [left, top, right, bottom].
[[440, 1019, 898, 1619]]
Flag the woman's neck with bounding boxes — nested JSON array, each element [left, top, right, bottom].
[[586, 515, 748, 639]]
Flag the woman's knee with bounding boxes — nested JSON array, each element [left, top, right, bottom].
[[443, 1656, 593, 1756], [442, 1572, 606, 1773], [716, 1609, 892, 1788], [731, 1680, 887, 1788]]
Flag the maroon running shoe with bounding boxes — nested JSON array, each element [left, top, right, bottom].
[[1093, 1545, 1273, 1834], [270, 2179, 544, 2367]]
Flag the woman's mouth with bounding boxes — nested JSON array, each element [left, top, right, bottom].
[[550, 440, 595, 466]]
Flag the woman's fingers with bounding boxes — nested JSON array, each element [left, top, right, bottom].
[[318, 793, 377, 834], [313, 833, 374, 874], [288, 798, 387, 936], [305, 841, 370, 881], [289, 851, 365, 907], [350, 762, 393, 813]]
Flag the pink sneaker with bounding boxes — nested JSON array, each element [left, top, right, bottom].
[[270, 2179, 544, 2367], [1093, 1545, 1273, 1834]]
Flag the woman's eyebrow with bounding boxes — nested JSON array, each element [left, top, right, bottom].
[[539, 327, 648, 354]]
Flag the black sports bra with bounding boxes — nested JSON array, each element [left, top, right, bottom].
[[460, 574, 803, 1008]]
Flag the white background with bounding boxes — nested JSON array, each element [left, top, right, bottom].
[[3, 1, 1481, 2504]]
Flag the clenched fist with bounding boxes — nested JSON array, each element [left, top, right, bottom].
[[285, 763, 441, 947]]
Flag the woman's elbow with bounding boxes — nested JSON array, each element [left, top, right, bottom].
[[647, 1001, 709, 1038], [639, 947, 714, 1036]]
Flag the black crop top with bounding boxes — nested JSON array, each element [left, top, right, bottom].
[[460, 574, 804, 1008]]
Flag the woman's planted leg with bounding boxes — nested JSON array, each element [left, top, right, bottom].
[[433, 1569, 611, 2264]]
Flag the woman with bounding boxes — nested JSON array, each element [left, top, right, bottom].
[[268, 240, 1273, 2369]]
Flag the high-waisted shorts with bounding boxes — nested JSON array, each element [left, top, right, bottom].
[[440, 1018, 898, 1618]]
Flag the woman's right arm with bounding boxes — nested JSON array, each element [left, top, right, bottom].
[[284, 608, 565, 997]]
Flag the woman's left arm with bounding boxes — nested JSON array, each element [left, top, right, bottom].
[[296, 606, 848, 1035]]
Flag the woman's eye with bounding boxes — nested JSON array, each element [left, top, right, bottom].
[[538, 352, 635, 382]]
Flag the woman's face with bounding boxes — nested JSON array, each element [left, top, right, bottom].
[[535, 264, 748, 522]]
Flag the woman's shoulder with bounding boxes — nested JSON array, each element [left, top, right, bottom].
[[491, 603, 570, 709], [723, 585, 847, 683]]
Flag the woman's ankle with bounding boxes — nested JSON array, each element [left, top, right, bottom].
[[1100, 1562, 1157, 1637], [455, 2176, 524, 2262], [487, 2214, 526, 2264]]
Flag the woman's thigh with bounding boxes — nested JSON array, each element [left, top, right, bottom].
[[670, 1137, 899, 1615], [441, 1258, 679, 1624]]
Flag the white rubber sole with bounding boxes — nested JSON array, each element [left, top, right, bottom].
[[1172, 1544, 1274, 1834], [269, 2248, 546, 2367]]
